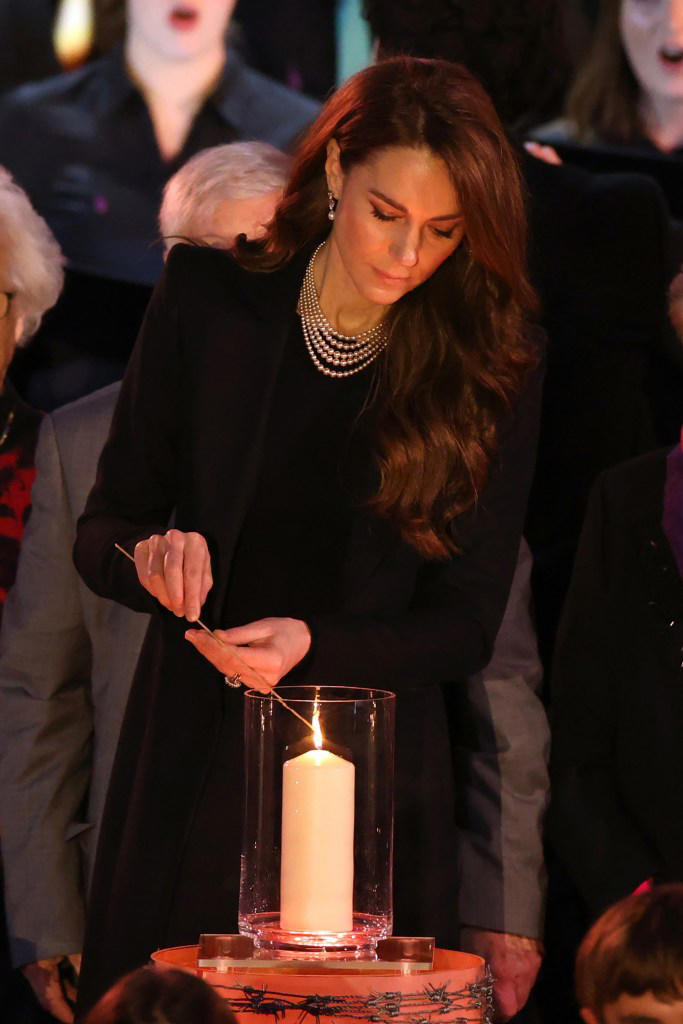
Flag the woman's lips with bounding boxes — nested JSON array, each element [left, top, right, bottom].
[[373, 267, 410, 284], [169, 5, 199, 31], [658, 46, 683, 69]]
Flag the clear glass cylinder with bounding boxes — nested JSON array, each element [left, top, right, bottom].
[[239, 685, 395, 959]]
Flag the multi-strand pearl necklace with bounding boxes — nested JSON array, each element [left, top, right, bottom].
[[299, 243, 388, 379]]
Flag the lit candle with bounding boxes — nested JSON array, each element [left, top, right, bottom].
[[280, 711, 355, 933]]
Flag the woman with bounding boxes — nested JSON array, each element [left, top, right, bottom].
[[0, 0, 317, 409], [537, 0, 683, 152], [74, 57, 542, 1013], [0, 165, 63, 1016], [0, 166, 63, 610]]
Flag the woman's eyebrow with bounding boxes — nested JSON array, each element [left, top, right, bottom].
[[369, 188, 463, 221]]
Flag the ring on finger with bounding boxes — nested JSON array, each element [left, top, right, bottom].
[[224, 672, 242, 688]]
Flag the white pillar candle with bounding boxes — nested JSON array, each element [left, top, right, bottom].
[[280, 739, 355, 933]]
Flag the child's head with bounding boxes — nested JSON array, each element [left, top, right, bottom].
[[576, 885, 683, 1024], [84, 965, 237, 1024]]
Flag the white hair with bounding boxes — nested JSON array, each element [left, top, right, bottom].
[[0, 166, 64, 344], [159, 141, 291, 242]]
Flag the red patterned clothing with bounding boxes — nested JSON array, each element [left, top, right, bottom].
[[0, 384, 42, 613]]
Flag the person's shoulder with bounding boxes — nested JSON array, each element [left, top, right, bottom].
[[529, 117, 581, 145], [238, 62, 320, 120], [594, 448, 669, 527], [164, 243, 309, 318], [0, 53, 110, 114], [164, 242, 247, 292], [218, 51, 320, 148], [523, 143, 666, 209], [601, 447, 669, 492], [51, 382, 121, 446]]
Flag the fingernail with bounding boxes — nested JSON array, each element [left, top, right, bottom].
[[185, 630, 197, 642], [187, 609, 199, 622]]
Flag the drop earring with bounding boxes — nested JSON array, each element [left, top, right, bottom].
[[327, 190, 338, 221]]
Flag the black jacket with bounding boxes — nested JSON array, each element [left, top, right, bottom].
[[550, 447, 683, 917]]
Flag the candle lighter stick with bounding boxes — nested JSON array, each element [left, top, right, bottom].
[[113, 542, 315, 734]]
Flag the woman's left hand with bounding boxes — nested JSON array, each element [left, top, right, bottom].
[[185, 617, 312, 693]]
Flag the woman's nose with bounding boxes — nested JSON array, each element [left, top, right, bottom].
[[391, 225, 419, 267]]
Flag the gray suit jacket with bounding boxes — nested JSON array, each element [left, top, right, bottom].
[[455, 538, 549, 940], [0, 383, 148, 967]]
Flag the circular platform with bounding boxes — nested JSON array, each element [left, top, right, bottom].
[[151, 945, 491, 1023]]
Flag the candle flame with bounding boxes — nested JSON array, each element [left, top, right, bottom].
[[312, 709, 323, 750]]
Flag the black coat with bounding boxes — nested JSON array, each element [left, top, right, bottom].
[[74, 244, 543, 1013], [550, 447, 683, 918]]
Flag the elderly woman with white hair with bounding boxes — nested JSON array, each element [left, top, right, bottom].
[[159, 141, 291, 253], [0, 166, 63, 612]]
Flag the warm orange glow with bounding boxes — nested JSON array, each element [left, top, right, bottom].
[[312, 709, 323, 750], [53, 0, 94, 69]]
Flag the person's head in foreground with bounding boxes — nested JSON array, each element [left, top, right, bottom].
[[83, 965, 238, 1024], [576, 885, 683, 1024], [159, 141, 291, 253], [238, 56, 538, 559], [0, 166, 63, 386]]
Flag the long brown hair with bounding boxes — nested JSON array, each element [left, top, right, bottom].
[[239, 57, 538, 559], [566, 0, 643, 144]]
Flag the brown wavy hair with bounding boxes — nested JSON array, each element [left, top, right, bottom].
[[566, 0, 643, 144], [238, 57, 538, 559]]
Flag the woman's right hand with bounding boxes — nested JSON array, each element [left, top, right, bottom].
[[134, 529, 213, 621]]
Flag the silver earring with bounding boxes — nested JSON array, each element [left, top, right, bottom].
[[327, 190, 338, 221]]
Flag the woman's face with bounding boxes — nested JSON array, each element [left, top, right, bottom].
[[126, 0, 236, 61], [620, 0, 683, 102], [325, 143, 465, 310]]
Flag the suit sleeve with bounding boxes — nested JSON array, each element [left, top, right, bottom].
[[73, 250, 184, 612], [302, 354, 545, 685], [0, 416, 91, 965], [549, 471, 661, 915], [453, 538, 549, 939]]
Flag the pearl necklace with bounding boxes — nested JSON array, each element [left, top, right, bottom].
[[299, 243, 388, 378]]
